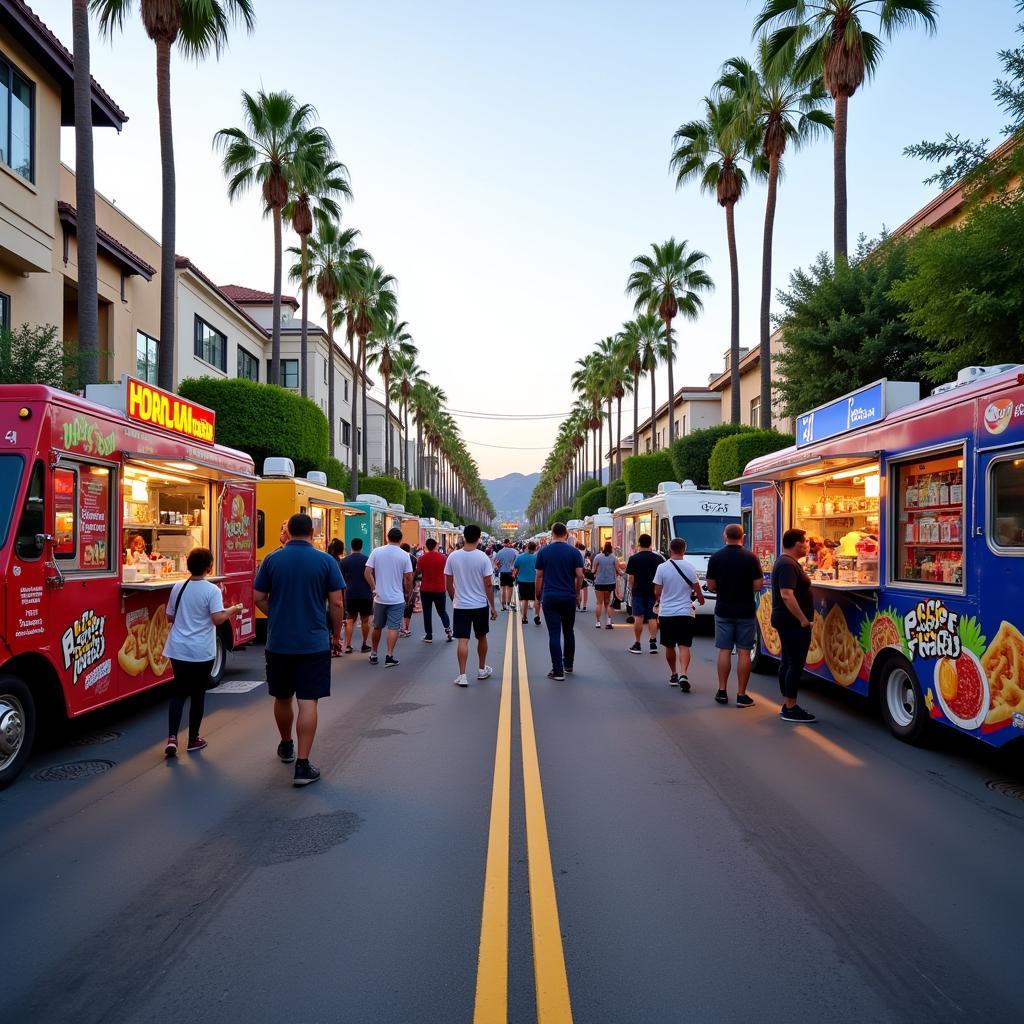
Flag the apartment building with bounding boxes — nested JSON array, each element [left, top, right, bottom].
[[707, 334, 794, 434], [609, 385, 720, 462]]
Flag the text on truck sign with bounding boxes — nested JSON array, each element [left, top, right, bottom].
[[126, 377, 215, 445]]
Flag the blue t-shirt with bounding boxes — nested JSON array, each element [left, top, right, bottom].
[[513, 552, 537, 583], [535, 542, 584, 602], [494, 547, 517, 574], [340, 552, 372, 600], [254, 540, 345, 654]]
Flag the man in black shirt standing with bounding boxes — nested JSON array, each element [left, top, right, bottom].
[[625, 534, 663, 655], [706, 523, 763, 707], [771, 529, 817, 724]]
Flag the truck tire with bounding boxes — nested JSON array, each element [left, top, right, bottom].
[[878, 655, 930, 745], [0, 675, 36, 790]]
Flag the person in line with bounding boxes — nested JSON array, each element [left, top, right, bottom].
[[772, 529, 817, 724], [625, 534, 663, 655], [340, 538, 373, 653], [326, 539, 347, 655], [162, 547, 244, 757], [418, 537, 453, 643], [591, 541, 619, 630], [513, 540, 541, 626], [653, 538, 704, 690], [576, 542, 591, 612], [254, 514, 346, 786], [706, 523, 763, 708], [493, 539, 518, 612], [399, 542, 419, 638], [365, 527, 414, 667], [445, 524, 497, 686], [535, 523, 585, 680]]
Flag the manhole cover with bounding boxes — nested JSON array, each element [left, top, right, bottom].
[[68, 730, 122, 747], [32, 759, 115, 781], [985, 779, 1024, 801]]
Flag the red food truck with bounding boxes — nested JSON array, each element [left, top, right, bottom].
[[0, 378, 256, 788]]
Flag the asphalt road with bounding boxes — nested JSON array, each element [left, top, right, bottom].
[[3, 607, 1023, 1024]]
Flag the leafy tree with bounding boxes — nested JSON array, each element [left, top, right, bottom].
[[366, 319, 415, 474], [0, 324, 97, 390], [773, 236, 927, 415], [324, 457, 350, 496], [412, 489, 440, 519], [671, 423, 751, 487], [404, 489, 423, 516], [607, 478, 628, 510], [708, 430, 794, 490], [891, 195, 1024, 382], [623, 451, 676, 495]]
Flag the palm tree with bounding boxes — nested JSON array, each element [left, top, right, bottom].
[[595, 335, 625, 482], [754, 0, 938, 265], [214, 90, 332, 386], [367, 319, 415, 475], [571, 353, 604, 482], [391, 352, 426, 488], [92, 0, 255, 389], [717, 40, 833, 429], [284, 155, 351, 397], [626, 240, 713, 446], [671, 96, 755, 425]]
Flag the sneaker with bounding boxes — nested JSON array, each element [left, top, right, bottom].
[[522, 617, 528, 624], [679, 676, 691, 693], [277, 739, 296, 763], [595, 621, 603, 629], [293, 761, 321, 786], [385, 655, 399, 668], [564, 664, 574, 674], [605, 623, 613, 630], [164, 736, 177, 758], [534, 616, 541, 626], [547, 670, 565, 681], [368, 652, 379, 665], [423, 636, 433, 643], [714, 689, 729, 705], [186, 737, 208, 752], [454, 674, 469, 687], [360, 644, 372, 654], [477, 665, 493, 680], [628, 642, 642, 654], [445, 628, 453, 643], [344, 646, 354, 654], [669, 674, 679, 686], [780, 705, 817, 723], [399, 629, 412, 638], [736, 693, 755, 709], [649, 640, 658, 653]]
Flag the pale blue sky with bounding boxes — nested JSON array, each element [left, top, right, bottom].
[[48, 0, 1020, 476]]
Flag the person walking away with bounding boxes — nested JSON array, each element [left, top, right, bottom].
[[418, 537, 452, 643], [591, 542, 619, 629], [494, 539, 517, 611], [445, 524, 497, 686], [577, 543, 591, 611], [162, 547, 243, 757], [625, 534, 663, 654], [535, 523, 585, 680], [706, 523, 764, 707], [400, 542, 419, 638], [513, 541, 540, 626], [772, 529, 817, 724], [365, 528, 414, 667], [653, 538, 704, 690], [254, 514, 346, 786], [340, 538, 373, 653]]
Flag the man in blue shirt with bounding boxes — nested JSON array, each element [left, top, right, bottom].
[[254, 513, 345, 787], [535, 522, 585, 680], [513, 541, 540, 626]]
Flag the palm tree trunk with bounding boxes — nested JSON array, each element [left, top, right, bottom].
[[416, 416, 423, 489], [327, 310, 336, 453], [383, 375, 391, 474], [360, 347, 368, 477], [665, 317, 676, 448], [350, 337, 359, 497], [271, 206, 283, 386], [760, 155, 780, 431], [72, 0, 99, 386], [633, 371, 640, 457], [592, 424, 598, 483], [616, 395, 622, 482], [155, 36, 176, 391], [834, 93, 849, 266], [403, 401, 410, 486], [650, 368, 657, 451], [299, 234, 309, 397], [726, 202, 740, 425]]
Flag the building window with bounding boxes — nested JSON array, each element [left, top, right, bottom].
[[237, 345, 259, 381], [343, 378, 349, 402], [194, 316, 226, 372], [645, 437, 652, 453], [136, 331, 158, 384], [266, 358, 299, 389], [0, 54, 34, 182], [357, 427, 362, 456], [681, 414, 687, 436], [0, 291, 10, 330], [750, 396, 761, 427], [341, 419, 351, 446], [323, 357, 328, 384]]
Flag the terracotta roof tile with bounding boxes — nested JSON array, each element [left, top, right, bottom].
[[219, 284, 298, 307], [57, 201, 155, 277]]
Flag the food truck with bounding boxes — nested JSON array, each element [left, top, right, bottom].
[[344, 493, 410, 552], [566, 519, 587, 548], [583, 507, 614, 554], [389, 503, 420, 548], [0, 379, 257, 788], [420, 518, 460, 551], [731, 366, 1024, 748], [612, 481, 740, 617]]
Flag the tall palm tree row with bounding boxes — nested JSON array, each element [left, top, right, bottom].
[[366, 319, 415, 474]]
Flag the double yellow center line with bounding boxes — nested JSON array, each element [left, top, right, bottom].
[[473, 614, 573, 1023]]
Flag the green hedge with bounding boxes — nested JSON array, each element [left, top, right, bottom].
[[547, 505, 574, 529], [404, 489, 423, 516], [670, 424, 751, 488], [410, 488, 440, 518], [574, 478, 605, 517], [439, 503, 455, 523], [579, 486, 607, 518], [622, 451, 676, 496], [178, 377, 329, 471], [606, 478, 627, 510], [323, 457, 351, 496], [358, 475, 406, 506], [708, 430, 794, 490]]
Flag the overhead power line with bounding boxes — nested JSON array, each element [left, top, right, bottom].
[[447, 407, 570, 420], [463, 439, 554, 451]]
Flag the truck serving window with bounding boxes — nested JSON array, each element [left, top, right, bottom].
[[0, 454, 25, 548], [672, 516, 737, 556], [15, 460, 44, 560], [990, 457, 1024, 550]]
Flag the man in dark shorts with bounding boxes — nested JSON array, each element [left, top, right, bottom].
[[653, 538, 704, 690], [772, 529, 817, 724], [625, 534, 663, 654], [254, 514, 346, 786], [706, 523, 764, 707], [445, 524, 497, 687], [535, 522, 585, 680], [493, 539, 517, 611], [513, 541, 540, 626], [340, 537, 372, 653]]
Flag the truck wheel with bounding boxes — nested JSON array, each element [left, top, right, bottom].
[[0, 675, 36, 790], [879, 657, 930, 745], [208, 633, 228, 688]]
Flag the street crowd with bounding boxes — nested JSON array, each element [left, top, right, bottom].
[[157, 516, 821, 786]]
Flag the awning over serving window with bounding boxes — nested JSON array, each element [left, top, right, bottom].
[[724, 452, 880, 488], [122, 453, 257, 482]]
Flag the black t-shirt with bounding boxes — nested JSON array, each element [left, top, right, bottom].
[[706, 544, 764, 619], [340, 552, 371, 600], [771, 554, 813, 627], [625, 550, 664, 598]]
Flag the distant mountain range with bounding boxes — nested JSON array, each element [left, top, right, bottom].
[[482, 472, 540, 522]]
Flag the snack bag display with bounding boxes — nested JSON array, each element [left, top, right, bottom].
[[982, 621, 1024, 728]]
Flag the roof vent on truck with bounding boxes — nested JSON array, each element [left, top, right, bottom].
[[931, 364, 1022, 396], [679, 479, 697, 491], [626, 492, 644, 504], [306, 471, 328, 486], [263, 457, 295, 479], [356, 493, 388, 506], [657, 481, 682, 494], [389, 503, 406, 513], [597, 506, 611, 515]]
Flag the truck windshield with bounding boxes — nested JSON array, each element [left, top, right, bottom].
[[672, 515, 736, 555], [0, 455, 25, 548]]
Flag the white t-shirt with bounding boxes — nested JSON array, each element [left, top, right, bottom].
[[653, 557, 700, 617], [445, 547, 494, 609], [163, 578, 224, 662], [366, 543, 413, 605]]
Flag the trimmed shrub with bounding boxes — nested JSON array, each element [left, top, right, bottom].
[[439, 504, 455, 523], [670, 424, 751, 488], [547, 505, 574, 529], [579, 486, 607, 518], [411, 489, 441, 519], [574, 478, 604, 517], [606, 478, 627, 510], [708, 430, 795, 490], [323, 457, 351, 496], [622, 451, 676, 496], [178, 377, 328, 472], [358, 475, 406, 506], [404, 489, 423, 516]]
